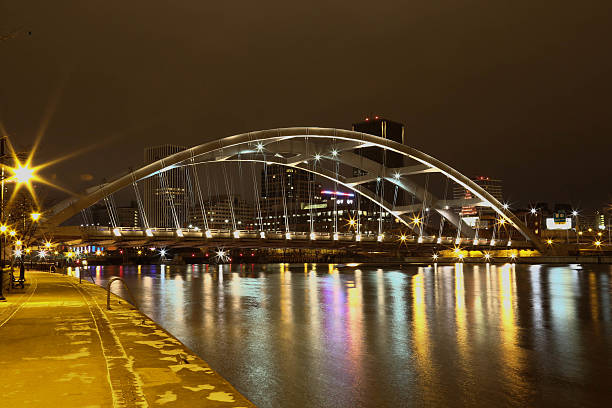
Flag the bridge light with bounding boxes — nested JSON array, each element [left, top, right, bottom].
[[160, 249, 167, 257], [484, 253, 491, 261], [113, 228, 122, 237], [331, 149, 338, 157], [256, 142, 264, 151], [572, 210, 578, 216], [285, 232, 292, 240], [595, 240, 602, 247], [0, 225, 6, 233], [314, 154, 321, 161], [14, 249, 22, 257], [490, 239, 496, 246], [38, 250, 47, 258], [176, 229, 184, 237], [436, 237, 442, 244], [377, 234, 384, 242], [502, 203, 509, 210], [333, 233, 339, 241], [233, 230, 240, 239], [546, 238, 553, 245], [145, 228, 153, 237], [15, 240, 22, 246], [205, 230, 213, 238], [510, 252, 517, 259], [530, 208, 537, 214], [432, 253, 439, 261], [9, 230, 16, 237], [355, 234, 361, 242], [45, 241, 52, 249], [31, 212, 41, 221], [394, 172, 401, 179], [310, 232, 316, 240], [473, 238, 479, 245], [507, 240, 512, 246], [260, 231, 265, 239]]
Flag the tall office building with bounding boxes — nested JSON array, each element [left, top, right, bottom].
[[143, 145, 188, 228], [352, 117, 406, 203], [453, 176, 503, 221]]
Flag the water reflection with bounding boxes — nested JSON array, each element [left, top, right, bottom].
[[89, 263, 612, 408]]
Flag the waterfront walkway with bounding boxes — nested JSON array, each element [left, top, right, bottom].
[[0, 271, 254, 407]]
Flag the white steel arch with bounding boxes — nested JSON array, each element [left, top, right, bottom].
[[41, 127, 543, 250]]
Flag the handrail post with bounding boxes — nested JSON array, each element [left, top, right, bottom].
[[106, 276, 138, 310]]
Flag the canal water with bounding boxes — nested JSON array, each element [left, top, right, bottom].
[[83, 263, 612, 407]]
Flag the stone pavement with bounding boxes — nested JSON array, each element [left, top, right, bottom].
[[0, 271, 255, 407]]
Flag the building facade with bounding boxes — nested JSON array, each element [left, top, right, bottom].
[[143, 144, 188, 228]]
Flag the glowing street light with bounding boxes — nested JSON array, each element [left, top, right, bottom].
[[9, 230, 16, 237], [594, 240, 602, 247], [10, 163, 35, 185], [0, 225, 7, 233], [432, 253, 439, 261], [530, 208, 537, 214], [30, 212, 41, 221]]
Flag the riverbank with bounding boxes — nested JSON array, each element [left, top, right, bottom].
[[0, 270, 254, 407]]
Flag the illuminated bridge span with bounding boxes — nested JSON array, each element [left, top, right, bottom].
[[39, 127, 545, 253]]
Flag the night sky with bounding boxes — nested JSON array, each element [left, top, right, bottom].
[[2, 1, 611, 209]]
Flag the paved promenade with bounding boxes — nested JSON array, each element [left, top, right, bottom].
[[0, 271, 254, 407]]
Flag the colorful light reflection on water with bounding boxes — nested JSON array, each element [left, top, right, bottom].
[[90, 263, 612, 407]]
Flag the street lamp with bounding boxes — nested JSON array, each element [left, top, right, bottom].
[[30, 212, 41, 222]]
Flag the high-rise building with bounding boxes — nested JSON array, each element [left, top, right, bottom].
[[189, 195, 254, 230], [143, 145, 188, 228], [260, 166, 322, 227], [453, 176, 503, 227], [352, 117, 406, 229]]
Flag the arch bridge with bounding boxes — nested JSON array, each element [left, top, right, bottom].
[[38, 127, 545, 253]]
